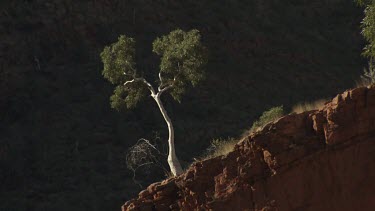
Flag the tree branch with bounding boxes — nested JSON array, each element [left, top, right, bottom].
[[158, 72, 163, 92], [141, 78, 156, 96], [158, 71, 177, 94], [159, 84, 173, 95], [123, 77, 156, 96], [158, 77, 176, 95], [123, 78, 136, 86]]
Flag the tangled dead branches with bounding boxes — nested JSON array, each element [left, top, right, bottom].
[[125, 137, 167, 186]]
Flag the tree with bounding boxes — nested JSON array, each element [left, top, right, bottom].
[[358, 0, 375, 59], [100, 29, 207, 176], [355, 0, 375, 84], [356, 0, 374, 7]]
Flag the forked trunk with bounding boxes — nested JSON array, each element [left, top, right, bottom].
[[153, 94, 183, 176]]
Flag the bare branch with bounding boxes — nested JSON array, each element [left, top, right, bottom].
[[141, 78, 157, 96], [158, 77, 176, 95], [123, 77, 157, 96], [123, 78, 136, 86], [158, 72, 163, 92], [138, 138, 159, 151], [159, 84, 173, 95], [125, 137, 168, 187], [158, 72, 171, 92]]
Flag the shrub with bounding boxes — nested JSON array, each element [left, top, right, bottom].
[[250, 106, 284, 132], [356, 61, 375, 87], [125, 138, 168, 185]]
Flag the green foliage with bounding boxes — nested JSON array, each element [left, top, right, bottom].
[[361, 3, 375, 59], [153, 29, 207, 101], [110, 81, 149, 110], [100, 35, 136, 84], [356, 0, 374, 6], [356, 0, 375, 61], [250, 106, 284, 132], [356, 0, 375, 86], [101, 35, 149, 110], [101, 29, 207, 109]]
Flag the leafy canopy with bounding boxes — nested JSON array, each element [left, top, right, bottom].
[[356, 0, 375, 59], [356, 0, 375, 6], [362, 4, 375, 59], [101, 35, 137, 84], [153, 29, 207, 101], [100, 29, 207, 110], [355, 0, 375, 85]]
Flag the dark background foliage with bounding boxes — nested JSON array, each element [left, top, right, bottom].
[[0, 0, 364, 210]]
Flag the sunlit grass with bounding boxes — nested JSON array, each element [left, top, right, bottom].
[[292, 99, 327, 114], [198, 137, 238, 161]]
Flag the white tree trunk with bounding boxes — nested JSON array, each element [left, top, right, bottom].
[[153, 94, 183, 176]]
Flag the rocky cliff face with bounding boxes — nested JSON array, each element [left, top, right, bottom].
[[123, 85, 375, 211]]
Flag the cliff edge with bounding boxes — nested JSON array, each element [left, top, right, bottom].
[[122, 86, 375, 211]]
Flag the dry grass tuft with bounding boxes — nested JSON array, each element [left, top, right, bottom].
[[355, 78, 374, 88], [199, 137, 238, 161], [355, 61, 375, 88], [292, 99, 327, 114]]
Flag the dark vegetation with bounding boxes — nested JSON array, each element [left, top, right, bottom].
[[356, 0, 375, 86], [0, 0, 365, 210]]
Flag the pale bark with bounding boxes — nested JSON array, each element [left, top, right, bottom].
[[153, 94, 183, 176], [124, 77, 183, 176]]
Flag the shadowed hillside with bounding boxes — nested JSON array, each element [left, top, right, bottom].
[[0, 0, 365, 210]]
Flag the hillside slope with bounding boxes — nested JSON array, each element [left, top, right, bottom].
[[123, 85, 375, 211]]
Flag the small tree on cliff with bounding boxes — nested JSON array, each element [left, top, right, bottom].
[[100, 29, 207, 176]]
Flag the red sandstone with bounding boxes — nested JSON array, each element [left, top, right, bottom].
[[122, 86, 375, 211]]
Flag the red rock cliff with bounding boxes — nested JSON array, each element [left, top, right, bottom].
[[122, 86, 375, 211]]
